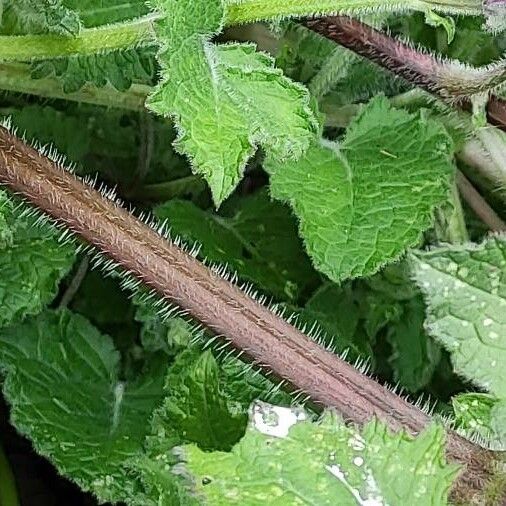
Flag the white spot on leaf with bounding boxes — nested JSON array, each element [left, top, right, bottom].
[[252, 403, 306, 438]]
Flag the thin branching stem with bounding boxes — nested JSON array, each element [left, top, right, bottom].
[[58, 256, 89, 308], [1, 17, 506, 130], [0, 15, 157, 62], [0, 2, 486, 64], [0, 127, 501, 503], [456, 171, 506, 232]]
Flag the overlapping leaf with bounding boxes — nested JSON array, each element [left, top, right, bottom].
[[150, 348, 247, 452], [453, 393, 499, 444], [265, 97, 455, 283], [177, 402, 458, 505], [147, 0, 318, 206], [0, 310, 167, 503], [31, 46, 156, 93]]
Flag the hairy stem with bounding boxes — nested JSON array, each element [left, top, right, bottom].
[[0, 127, 501, 503], [0, 15, 156, 62], [0, 63, 148, 111], [3, 16, 505, 132], [224, 0, 483, 24], [304, 16, 506, 100]]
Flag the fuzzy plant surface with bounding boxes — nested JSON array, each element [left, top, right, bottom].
[[0, 1, 505, 506]]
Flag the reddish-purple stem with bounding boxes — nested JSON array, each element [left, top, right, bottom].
[[0, 127, 501, 503], [304, 16, 506, 129]]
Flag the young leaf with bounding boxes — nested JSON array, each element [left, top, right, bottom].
[[265, 97, 455, 283], [134, 294, 192, 354], [151, 348, 248, 452], [154, 192, 319, 301], [0, 310, 167, 503], [453, 393, 500, 443], [147, 0, 318, 206], [178, 402, 459, 505]]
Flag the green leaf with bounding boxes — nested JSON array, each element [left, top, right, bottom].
[[180, 402, 459, 505], [5, 104, 92, 161], [386, 297, 441, 393], [155, 191, 318, 301], [0, 309, 167, 503], [64, 0, 148, 27], [0, 0, 81, 35], [412, 236, 506, 442], [411, 236, 506, 396], [453, 393, 500, 443], [147, 0, 318, 206], [31, 46, 156, 93], [300, 283, 372, 358], [152, 348, 248, 452], [0, 199, 75, 328], [276, 24, 404, 107], [276, 22, 337, 85], [130, 455, 199, 506], [0, 191, 14, 249], [219, 356, 293, 408], [70, 270, 134, 327], [265, 97, 454, 283], [424, 11, 456, 44], [133, 293, 192, 354]]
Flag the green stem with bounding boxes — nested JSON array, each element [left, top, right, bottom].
[[0, 14, 156, 62], [434, 180, 469, 243], [449, 180, 469, 242], [0, 1, 485, 63], [223, 0, 483, 25], [0, 63, 148, 111], [0, 442, 19, 506]]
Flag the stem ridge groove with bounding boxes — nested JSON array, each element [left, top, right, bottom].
[[0, 126, 498, 501]]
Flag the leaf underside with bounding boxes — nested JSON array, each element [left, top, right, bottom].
[[412, 235, 506, 442]]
